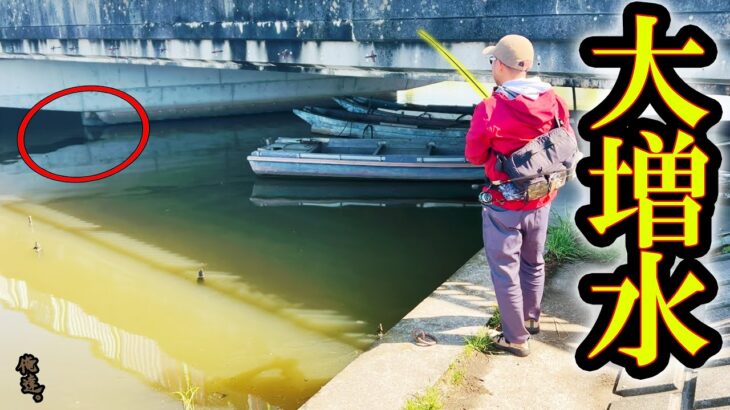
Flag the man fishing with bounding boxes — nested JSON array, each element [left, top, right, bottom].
[[465, 34, 574, 357]]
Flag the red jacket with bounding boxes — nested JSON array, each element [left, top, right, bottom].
[[465, 86, 574, 210]]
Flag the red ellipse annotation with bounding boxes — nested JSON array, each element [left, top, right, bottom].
[[17, 85, 150, 183]]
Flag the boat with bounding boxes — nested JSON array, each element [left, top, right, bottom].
[[334, 96, 475, 121], [292, 106, 469, 139], [247, 137, 484, 180]]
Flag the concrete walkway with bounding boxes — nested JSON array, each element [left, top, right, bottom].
[[455, 260, 621, 410], [300, 251, 730, 410]]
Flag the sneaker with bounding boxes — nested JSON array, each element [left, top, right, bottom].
[[525, 319, 540, 335], [492, 333, 530, 357]]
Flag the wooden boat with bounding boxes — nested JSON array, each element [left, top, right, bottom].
[[247, 137, 484, 180], [292, 106, 469, 139], [334, 96, 475, 121]]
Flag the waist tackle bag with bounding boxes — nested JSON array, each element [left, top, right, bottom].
[[494, 117, 581, 201]]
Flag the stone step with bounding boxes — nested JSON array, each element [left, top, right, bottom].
[[694, 365, 730, 408], [608, 391, 681, 410], [614, 362, 684, 397], [706, 347, 730, 368]]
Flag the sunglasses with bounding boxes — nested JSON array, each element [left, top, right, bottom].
[[488, 55, 497, 66]]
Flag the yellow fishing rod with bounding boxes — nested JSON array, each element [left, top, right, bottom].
[[417, 29, 491, 99]]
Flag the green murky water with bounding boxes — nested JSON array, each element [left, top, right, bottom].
[[0, 109, 483, 409]]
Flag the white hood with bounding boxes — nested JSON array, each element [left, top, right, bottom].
[[494, 77, 552, 100]]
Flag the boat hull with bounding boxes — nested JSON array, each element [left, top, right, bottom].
[[293, 109, 467, 140], [334, 97, 473, 121], [350, 96, 474, 116], [248, 155, 484, 181]]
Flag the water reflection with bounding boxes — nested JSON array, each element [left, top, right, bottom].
[[250, 179, 481, 208], [0, 276, 204, 402], [0, 111, 484, 408], [0, 199, 362, 409]]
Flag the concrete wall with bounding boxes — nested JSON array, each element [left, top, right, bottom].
[[0, 0, 728, 123], [0, 0, 726, 82], [0, 0, 727, 42]]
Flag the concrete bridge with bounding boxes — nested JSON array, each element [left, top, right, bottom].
[[0, 0, 728, 124]]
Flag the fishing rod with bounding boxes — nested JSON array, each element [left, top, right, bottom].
[[417, 29, 491, 100]]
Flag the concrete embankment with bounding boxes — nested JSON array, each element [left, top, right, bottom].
[[301, 249, 730, 410], [301, 251, 496, 409]]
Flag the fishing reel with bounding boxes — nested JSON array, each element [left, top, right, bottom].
[[472, 183, 495, 206], [478, 191, 494, 206]]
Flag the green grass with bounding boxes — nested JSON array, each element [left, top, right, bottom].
[[450, 368, 465, 385], [174, 386, 199, 410], [403, 386, 443, 410], [485, 307, 501, 329], [464, 328, 495, 354], [544, 213, 619, 265], [173, 364, 199, 410], [447, 361, 465, 386]]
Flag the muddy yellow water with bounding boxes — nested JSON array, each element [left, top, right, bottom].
[[0, 111, 483, 409], [0, 199, 360, 409]]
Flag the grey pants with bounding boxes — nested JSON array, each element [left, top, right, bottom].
[[482, 203, 551, 344]]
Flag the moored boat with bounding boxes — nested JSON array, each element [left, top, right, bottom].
[[247, 137, 484, 180], [292, 106, 469, 139], [334, 96, 475, 121]]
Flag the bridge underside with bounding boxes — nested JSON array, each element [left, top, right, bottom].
[[0, 0, 728, 124], [0, 59, 428, 125]]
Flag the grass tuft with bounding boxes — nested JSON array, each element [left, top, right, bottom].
[[403, 386, 443, 410], [464, 328, 495, 354], [173, 364, 199, 410], [447, 361, 465, 386], [544, 213, 619, 266], [174, 386, 199, 410], [450, 368, 465, 386], [485, 307, 501, 329]]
